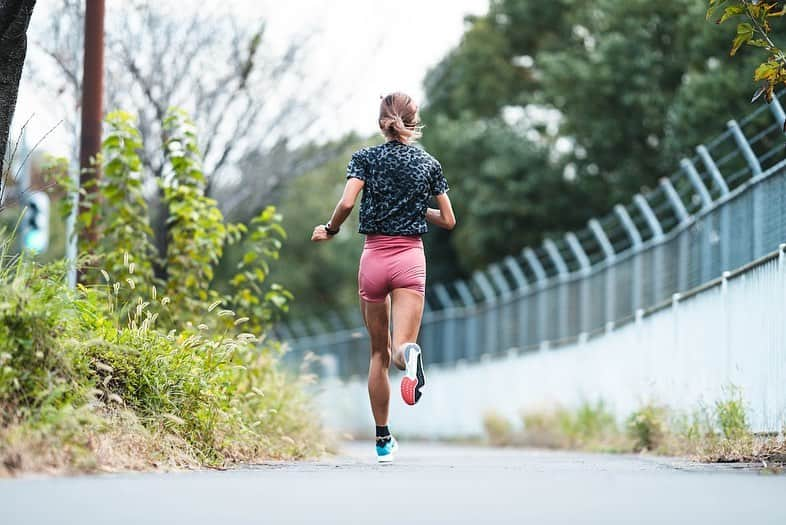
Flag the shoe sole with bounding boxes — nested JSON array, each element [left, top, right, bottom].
[[401, 344, 425, 406]]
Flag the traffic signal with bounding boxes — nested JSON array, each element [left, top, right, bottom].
[[20, 192, 50, 254]]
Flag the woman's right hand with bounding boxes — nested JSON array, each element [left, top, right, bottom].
[[311, 225, 331, 242]]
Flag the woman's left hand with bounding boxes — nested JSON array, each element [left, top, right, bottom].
[[311, 225, 332, 242]]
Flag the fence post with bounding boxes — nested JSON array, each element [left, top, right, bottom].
[[696, 145, 729, 195], [660, 177, 690, 225], [634, 194, 664, 240], [504, 255, 529, 291], [524, 247, 548, 345], [682, 157, 716, 283], [728, 119, 763, 177], [680, 158, 713, 210], [433, 283, 453, 309], [635, 194, 665, 302], [489, 262, 515, 353], [474, 270, 499, 357], [661, 178, 691, 291], [768, 96, 786, 134], [613, 205, 642, 312], [504, 255, 531, 349], [433, 283, 457, 365], [544, 238, 570, 340], [728, 119, 764, 258], [566, 232, 591, 333], [488, 263, 512, 300], [721, 271, 731, 385], [697, 144, 731, 272], [454, 279, 477, 360], [591, 217, 619, 324]]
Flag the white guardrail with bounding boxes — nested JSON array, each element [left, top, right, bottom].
[[315, 245, 786, 436]]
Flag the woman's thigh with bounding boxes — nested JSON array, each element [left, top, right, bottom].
[[391, 288, 424, 349], [361, 295, 391, 354]]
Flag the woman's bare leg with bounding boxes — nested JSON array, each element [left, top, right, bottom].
[[361, 295, 392, 426], [390, 288, 425, 370]]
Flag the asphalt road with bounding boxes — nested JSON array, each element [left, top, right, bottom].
[[1, 442, 785, 524]]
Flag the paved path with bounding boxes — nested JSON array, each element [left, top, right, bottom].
[[2, 442, 785, 524]]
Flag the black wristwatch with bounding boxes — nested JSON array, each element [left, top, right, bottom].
[[324, 222, 339, 236]]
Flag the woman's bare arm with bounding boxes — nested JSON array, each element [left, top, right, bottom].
[[311, 178, 365, 241], [425, 193, 456, 230]]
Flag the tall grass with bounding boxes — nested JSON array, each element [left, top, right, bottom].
[[0, 247, 323, 476], [484, 392, 785, 464]]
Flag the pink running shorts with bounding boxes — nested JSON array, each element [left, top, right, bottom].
[[358, 234, 426, 303]]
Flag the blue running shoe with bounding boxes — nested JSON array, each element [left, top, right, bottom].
[[376, 436, 398, 463]]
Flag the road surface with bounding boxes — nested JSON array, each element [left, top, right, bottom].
[[1, 442, 784, 524]]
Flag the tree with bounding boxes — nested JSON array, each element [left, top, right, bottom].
[[421, 0, 786, 276], [423, 114, 588, 270], [29, 0, 349, 276], [0, 0, 36, 206], [708, 0, 786, 104]]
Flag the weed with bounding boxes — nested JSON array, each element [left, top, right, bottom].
[[626, 404, 669, 452], [483, 411, 514, 446]]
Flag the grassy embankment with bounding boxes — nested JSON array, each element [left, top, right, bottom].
[[0, 248, 324, 477]]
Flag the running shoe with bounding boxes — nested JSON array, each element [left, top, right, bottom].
[[376, 436, 398, 463], [400, 342, 425, 406]]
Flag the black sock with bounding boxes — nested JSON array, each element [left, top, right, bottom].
[[376, 425, 390, 440]]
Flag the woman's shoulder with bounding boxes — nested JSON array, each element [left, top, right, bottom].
[[410, 145, 441, 170]]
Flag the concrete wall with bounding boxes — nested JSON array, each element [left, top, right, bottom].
[[317, 249, 786, 437]]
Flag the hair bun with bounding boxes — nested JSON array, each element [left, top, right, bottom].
[[378, 92, 422, 144]]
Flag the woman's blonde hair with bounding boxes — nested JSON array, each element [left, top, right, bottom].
[[379, 92, 422, 143]]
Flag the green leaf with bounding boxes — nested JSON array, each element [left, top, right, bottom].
[[730, 23, 754, 56], [717, 5, 744, 24]]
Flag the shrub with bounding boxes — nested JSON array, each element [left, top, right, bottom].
[[715, 387, 749, 441], [483, 411, 514, 446], [0, 251, 322, 476], [44, 108, 291, 333], [520, 409, 568, 449], [561, 400, 619, 449], [626, 404, 669, 452]]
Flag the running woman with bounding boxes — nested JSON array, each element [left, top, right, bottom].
[[311, 92, 456, 463]]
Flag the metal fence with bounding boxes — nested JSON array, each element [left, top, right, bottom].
[[281, 95, 786, 379]]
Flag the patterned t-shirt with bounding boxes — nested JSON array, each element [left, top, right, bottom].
[[346, 140, 449, 236]]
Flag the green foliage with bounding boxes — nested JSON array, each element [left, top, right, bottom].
[[708, 0, 786, 103], [488, 391, 779, 463], [0, 251, 322, 473], [44, 108, 289, 334], [627, 404, 669, 452], [100, 111, 156, 289], [422, 0, 786, 275], [715, 387, 750, 440], [559, 400, 619, 448], [422, 115, 588, 269], [229, 206, 292, 334], [161, 109, 232, 316]]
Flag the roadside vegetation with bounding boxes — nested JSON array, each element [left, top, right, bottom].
[[0, 110, 324, 477], [483, 389, 786, 465]]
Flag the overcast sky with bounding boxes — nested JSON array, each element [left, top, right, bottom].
[[14, 0, 489, 156]]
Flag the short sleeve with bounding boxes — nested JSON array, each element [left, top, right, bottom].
[[346, 150, 367, 181], [430, 160, 449, 196]]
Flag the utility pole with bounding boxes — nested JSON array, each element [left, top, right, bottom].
[[73, 0, 104, 285]]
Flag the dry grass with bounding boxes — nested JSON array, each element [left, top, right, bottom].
[[482, 394, 786, 467], [0, 409, 204, 477]]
